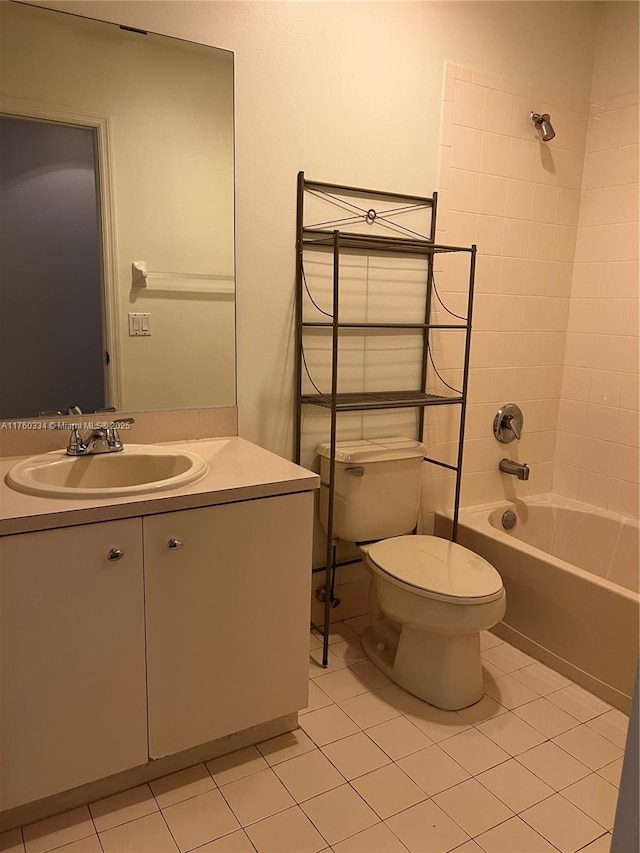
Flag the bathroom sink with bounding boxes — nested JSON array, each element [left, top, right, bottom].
[[5, 445, 208, 498]]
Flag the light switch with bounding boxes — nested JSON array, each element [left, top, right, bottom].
[[129, 312, 151, 336]]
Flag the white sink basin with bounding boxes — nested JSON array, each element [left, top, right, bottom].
[[6, 445, 208, 498]]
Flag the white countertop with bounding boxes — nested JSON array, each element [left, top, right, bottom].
[[0, 437, 319, 536]]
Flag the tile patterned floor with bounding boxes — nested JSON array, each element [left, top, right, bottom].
[[1, 620, 628, 853]]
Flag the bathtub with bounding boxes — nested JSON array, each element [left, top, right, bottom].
[[435, 495, 639, 713]]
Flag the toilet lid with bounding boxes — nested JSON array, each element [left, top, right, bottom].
[[366, 535, 504, 603]]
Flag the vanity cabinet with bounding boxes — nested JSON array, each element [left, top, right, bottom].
[[0, 489, 314, 810], [0, 519, 148, 810], [144, 492, 313, 758]]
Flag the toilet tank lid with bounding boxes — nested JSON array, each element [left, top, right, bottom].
[[316, 437, 426, 464]]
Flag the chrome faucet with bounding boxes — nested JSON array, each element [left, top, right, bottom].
[[499, 458, 530, 480], [63, 418, 135, 456]]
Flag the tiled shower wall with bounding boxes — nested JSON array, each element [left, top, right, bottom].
[[421, 63, 589, 525], [554, 91, 640, 520]]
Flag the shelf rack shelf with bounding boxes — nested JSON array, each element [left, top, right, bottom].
[[294, 172, 476, 667], [300, 391, 463, 411]]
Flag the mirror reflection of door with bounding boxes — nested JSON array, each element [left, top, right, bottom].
[[0, 115, 108, 419]]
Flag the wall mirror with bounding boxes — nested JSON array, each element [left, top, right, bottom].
[[0, 2, 235, 419]]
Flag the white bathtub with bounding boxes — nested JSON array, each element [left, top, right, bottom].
[[435, 495, 639, 713]]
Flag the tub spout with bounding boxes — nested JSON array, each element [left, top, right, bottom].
[[499, 458, 530, 480]]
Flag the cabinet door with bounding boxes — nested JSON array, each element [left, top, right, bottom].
[[0, 519, 147, 809], [144, 492, 314, 758]]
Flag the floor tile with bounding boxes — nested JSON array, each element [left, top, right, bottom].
[[313, 623, 357, 646], [552, 726, 623, 771], [450, 842, 483, 853], [0, 829, 24, 853], [310, 632, 323, 651], [333, 822, 408, 852], [433, 778, 513, 838], [482, 643, 536, 673], [312, 667, 371, 702], [344, 615, 371, 636], [562, 774, 619, 830], [301, 681, 334, 715], [162, 789, 240, 851], [597, 758, 623, 788], [546, 685, 612, 722], [329, 638, 368, 666], [483, 674, 539, 709], [578, 833, 612, 852], [521, 793, 605, 853], [439, 728, 510, 775], [386, 799, 469, 853], [482, 662, 506, 683], [193, 829, 256, 852], [273, 749, 345, 802], [513, 696, 580, 738], [586, 709, 630, 749], [455, 694, 507, 725], [510, 662, 571, 695], [339, 690, 402, 729], [300, 784, 378, 847], [257, 729, 316, 765], [55, 837, 102, 852], [476, 758, 554, 813], [351, 763, 426, 819], [366, 715, 433, 760], [321, 732, 391, 780], [99, 812, 178, 853], [299, 704, 361, 746], [206, 746, 269, 786], [375, 684, 424, 715], [517, 741, 591, 790], [23, 807, 95, 853], [480, 631, 503, 651], [476, 711, 546, 755], [399, 743, 470, 799], [404, 704, 471, 743], [350, 660, 391, 690], [150, 764, 216, 810], [90, 783, 158, 832], [219, 768, 295, 826], [310, 647, 348, 676], [245, 805, 326, 853], [474, 815, 557, 852]]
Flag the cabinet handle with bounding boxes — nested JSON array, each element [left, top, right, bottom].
[[107, 548, 124, 561], [167, 538, 183, 550]]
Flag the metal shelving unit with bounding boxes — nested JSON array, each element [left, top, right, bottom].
[[294, 172, 477, 666]]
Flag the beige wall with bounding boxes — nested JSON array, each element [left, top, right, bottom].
[[554, 1, 639, 519], [29, 0, 600, 456], [1, 3, 235, 412], [23, 2, 638, 526], [422, 62, 589, 523]]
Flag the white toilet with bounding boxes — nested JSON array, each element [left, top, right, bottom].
[[317, 437, 506, 710]]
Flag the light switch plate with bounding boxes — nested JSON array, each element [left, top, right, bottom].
[[129, 312, 151, 336]]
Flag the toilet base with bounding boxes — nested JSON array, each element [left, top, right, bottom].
[[362, 622, 484, 710]]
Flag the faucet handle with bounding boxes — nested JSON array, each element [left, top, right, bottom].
[[493, 404, 524, 444], [503, 414, 521, 440], [67, 424, 87, 456], [106, 417, 135, 449]]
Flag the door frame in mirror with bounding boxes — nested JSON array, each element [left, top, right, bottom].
[[1, 96, 123, 409]]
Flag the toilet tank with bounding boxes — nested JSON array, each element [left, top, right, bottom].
[[317, 437, 426, 543]]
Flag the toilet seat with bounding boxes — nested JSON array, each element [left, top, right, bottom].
[[365, 535, 504, 605]]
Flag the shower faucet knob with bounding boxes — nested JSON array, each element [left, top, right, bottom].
[[493, 403, 524, 443]]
